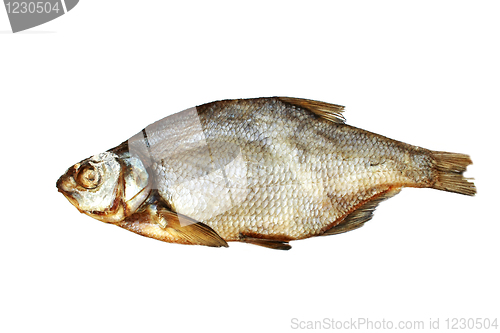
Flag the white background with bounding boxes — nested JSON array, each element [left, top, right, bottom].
[[1, 1, 499, 332]]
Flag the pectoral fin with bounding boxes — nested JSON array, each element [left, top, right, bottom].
[[116, 203, 228, 248], [157, 209, 229, 248]]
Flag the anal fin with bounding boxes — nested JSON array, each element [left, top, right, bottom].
[[322, 187, 401, 236]]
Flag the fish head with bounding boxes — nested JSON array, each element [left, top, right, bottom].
[[57, 145, 151, 223]]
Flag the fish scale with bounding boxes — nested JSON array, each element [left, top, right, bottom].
[[162, 99, 398, 239]]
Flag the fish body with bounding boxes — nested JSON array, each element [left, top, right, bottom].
[[57, 97, 475, 250]]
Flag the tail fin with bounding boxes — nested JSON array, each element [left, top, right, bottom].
[[431, 151, 476, 196]]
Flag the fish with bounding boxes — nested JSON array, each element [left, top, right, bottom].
[[56, 97, 476, 250]]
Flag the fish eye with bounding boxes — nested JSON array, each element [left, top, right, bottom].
[[76, 163, 102, 189]]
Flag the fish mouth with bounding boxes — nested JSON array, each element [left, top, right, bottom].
[[56, 173, 84, 213], [59, 190, 84, 213]]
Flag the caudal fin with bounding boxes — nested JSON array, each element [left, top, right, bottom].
[[431, 151, 476, 196]]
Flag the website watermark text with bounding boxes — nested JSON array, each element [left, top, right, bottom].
[[290, 317, 499, 330]]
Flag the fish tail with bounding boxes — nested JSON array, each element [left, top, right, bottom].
[[431, 151, 476, 196]]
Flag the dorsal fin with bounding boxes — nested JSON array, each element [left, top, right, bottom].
[[278, 97, 346, 124], [322, 187, 401, 236]]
